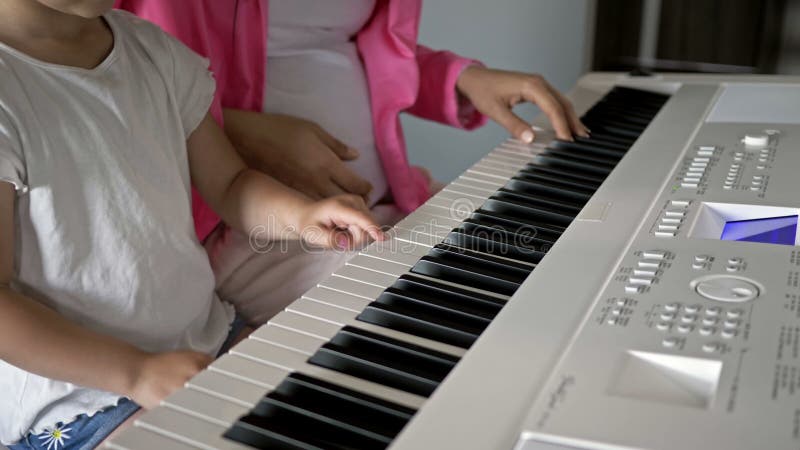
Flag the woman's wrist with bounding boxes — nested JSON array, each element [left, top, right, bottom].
[[455, 64, 485, 99]]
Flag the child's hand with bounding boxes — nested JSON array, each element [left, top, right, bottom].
[[129, 350, 212, 409], [295, 195, 386, 250]]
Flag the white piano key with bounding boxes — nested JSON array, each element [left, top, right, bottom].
[[477, 156, 526, 173], [278, 297, 465, 358], [250, 323, 326, 355], [333, 265, 398, 289], [393, 222, 450, 241], [486, 145, 532, 160], [456, 171, 504, 185], [488, 148, 534, 164], [437, 181, 493, 198], [232, 339, 425, 410], [467, 161, 520, 178], [422, 198, 472, 218], [395, 219, 451, 238], [433, 188, 492, 203], [484, 150, 530, 164], [319, 274, 386, 299], [232, 339, 307, 372], [359, 237, 429, 266], [446, 181, 501, 199], [406, 272, 510, 302], [287, 298, 359, 326], [465, 164, 517, 181], [425, 191, 480, 209], [135, 406, 251, 450], [389, 227, 441, 248], [412, 208, 465, 227], [411, 205, 473, 225], [209, 353, 288, 389], [452, 173, 505, 190], [187, 370, 266, 408], [162, 388, 249, 427], [448, 177, 499, 195], [436, 187, 493, 205], [268, 310, 340, 341], [270, 310, 341, 339], [346, 254, 409, 277], [302, 286, 371, 312], [105, 426, 199, 450], [496, 143, 541, 157], [395, 212, 457, 233]]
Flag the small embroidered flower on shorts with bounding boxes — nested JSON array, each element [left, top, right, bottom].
[[38, 425, 71, 450]]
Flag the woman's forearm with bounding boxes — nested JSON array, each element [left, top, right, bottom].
[[0, 287, 147, 398]]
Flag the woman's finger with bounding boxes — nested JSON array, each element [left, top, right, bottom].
[[316, 128, 359, 160], [549, 85, 589, 137], [486, 100, 536, 143], [331, 163, 373, 198], [310, 177, 347, 200], [520, 76, 573, 140]]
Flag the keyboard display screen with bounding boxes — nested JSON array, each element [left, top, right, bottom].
[[720, 215, 798, 245]]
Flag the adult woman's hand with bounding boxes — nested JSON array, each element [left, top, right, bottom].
[[456, 66, 589, 143], [222, 109, 373, 202]]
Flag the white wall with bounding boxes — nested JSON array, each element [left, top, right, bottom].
[[402, 0, 592, 182]]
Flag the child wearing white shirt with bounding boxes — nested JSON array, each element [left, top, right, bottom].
[[0, 1, 384, 448]]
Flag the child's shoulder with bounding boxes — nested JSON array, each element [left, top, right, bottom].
[[108, 9, 167, 35], [106, 9, 182, 55]]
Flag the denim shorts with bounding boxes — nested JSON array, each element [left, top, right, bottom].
[[8, 315, 247, 450]]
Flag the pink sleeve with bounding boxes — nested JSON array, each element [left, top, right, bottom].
[[407, 45, 488, 130]]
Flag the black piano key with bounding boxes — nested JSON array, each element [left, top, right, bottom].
[[505, 176, 593, 203], [411, 244, 531, 296], [461, 219, 556, 247], [486, 195, 577, 226], [582, 117, 646, 135], [392, 274, 505, 317], [572, 136, 630, 154], [550, 139, 627, 159], [470, 210, 566, 238], [602, 90, 668, 107], [606, 86, 670, 103], [539, 147, 620, 169], [519, 164, 605, 188], [229, 409, 386, 450], [590, 100, 662, 118], [308, 326, 459, 397], [464, 216, 560, 248], [358, 299, 484, 349], [574, 131, 635, 148], [444, 229, 545, 265], [494, 188, 585, 213], [532, 153, 614, 176], [480, 198, 573, 228], [583, 108, 652, 127], [512, 171, 598, 196], [225, 419, 323, 450], [250, 373, 413, 442]]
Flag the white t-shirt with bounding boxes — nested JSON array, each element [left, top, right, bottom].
[[263, 0, 389, 206], [0, 10, 234, 444]]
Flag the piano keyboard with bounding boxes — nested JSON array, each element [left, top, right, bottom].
[[107, 85, 669, 450]]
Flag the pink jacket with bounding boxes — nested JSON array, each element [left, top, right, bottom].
[[115, 0, 487, 240]]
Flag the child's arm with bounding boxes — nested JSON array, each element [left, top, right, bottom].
[[0, 183, 211, 408], [187, 113, 385, 249]]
